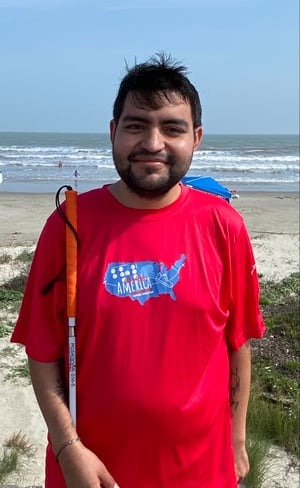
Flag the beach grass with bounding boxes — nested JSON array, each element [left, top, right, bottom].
[[244, 271, 300, 487], [0, 253, 12, 265], [0, 252, 299, 487], [0, 432, 36, 483], [245, 435, 269, 488]]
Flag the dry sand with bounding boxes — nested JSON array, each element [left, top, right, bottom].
[[0, 190, 299, 487]]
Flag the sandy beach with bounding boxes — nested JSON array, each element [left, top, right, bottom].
[[0, 190, 299, 487]]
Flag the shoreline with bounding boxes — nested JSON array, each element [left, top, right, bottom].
[[0, 177, 299, 195]]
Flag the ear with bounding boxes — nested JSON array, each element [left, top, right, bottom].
[[193, 127, 203, 151], [110, 119, 116, 143]]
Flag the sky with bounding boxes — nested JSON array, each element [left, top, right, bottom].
[[0, 0, 299, 134]]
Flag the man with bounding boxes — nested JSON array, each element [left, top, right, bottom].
[[12, 53, 265, 487]]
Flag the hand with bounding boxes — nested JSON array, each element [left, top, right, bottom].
[[233, 441, 250, 482], [58, 440, 118, 488]]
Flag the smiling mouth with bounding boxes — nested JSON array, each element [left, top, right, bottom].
[[133, 160, 166, 165], [129, 150, 170, 165], [130, 157, 169, 165]]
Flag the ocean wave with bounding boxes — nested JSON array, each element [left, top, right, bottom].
[[3, 155, 299, 168], [1, 133, 299, 191], [5, 174, 298, 185], [193, 153, 299, 163], [217, 177, 300, 184], [190, 163, 299, 172]]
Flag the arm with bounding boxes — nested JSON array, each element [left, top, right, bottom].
[[28, 357, 117, 488], [228, 340, 251, 481]]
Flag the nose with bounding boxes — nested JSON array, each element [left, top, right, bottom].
[[141, 128, 165, 152]]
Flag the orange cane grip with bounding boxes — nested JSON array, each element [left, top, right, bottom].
[[65, 189, 78, 319]]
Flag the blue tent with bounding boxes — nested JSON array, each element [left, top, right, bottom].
[[182, 176, 232, 202]]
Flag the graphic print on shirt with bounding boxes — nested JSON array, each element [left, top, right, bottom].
[[104, 254, 186, 305]]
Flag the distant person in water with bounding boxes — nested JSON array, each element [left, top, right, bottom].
[[74, 169, 79, 178], [58, 160, 63, 168]]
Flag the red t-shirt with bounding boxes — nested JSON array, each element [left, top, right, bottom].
[[12, 185, 265, 487]]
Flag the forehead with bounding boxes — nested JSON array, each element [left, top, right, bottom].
[[121, 91, 193, 121]]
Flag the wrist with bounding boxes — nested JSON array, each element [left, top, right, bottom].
[[232, 428, 246, 446], [55, 437, 81, 463], [232, 437, 246, 449]]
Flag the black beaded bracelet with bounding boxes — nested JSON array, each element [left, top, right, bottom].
[[55, 437, 81, 463]]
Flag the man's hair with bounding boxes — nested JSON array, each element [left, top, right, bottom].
[[113, 52, 202, 128]]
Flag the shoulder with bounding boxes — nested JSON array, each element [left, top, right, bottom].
[[77, 186, 108, 204], [185, 187, 244, 231], [76, 186, 113, 213], [38, 187, 108, 238]]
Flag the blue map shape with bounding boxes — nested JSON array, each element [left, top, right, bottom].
[[104, 254, 186, 305]]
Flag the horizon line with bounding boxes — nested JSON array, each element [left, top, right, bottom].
[[0, 131, 298, 137]]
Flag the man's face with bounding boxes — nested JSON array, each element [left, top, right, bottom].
[[110, 93, 202, 199]]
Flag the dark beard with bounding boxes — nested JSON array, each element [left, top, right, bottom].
[[115, 163, 187, 199], [113, 146, 191, 199]]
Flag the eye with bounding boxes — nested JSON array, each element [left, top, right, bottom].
[[165, 126, 186, 135], [124, 123, 144, 132]]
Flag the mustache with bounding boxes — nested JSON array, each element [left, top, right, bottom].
[[128, 150, 176, 165]]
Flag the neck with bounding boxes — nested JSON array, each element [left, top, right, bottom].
[[108, 180, 182, 209]]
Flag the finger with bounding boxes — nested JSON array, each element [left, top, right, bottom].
[[100, 478, 120, 488]]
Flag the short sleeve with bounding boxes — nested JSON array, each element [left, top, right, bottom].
[[11, 210, 68, 361], [226, 222, 266, 350]]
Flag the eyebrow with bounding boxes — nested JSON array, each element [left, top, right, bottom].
[[122, 115, 189, 128]]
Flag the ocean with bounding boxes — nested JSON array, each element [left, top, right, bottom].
[[0, 132, 299, 194]]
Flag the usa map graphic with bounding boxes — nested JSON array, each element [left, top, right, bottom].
[[104, 254, 186, 305]]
